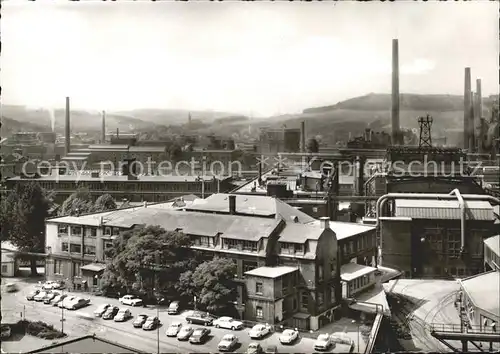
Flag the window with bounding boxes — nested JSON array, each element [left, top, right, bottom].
[[223, 239, 239, 250], [256, 307, 263, 319], [318, 265, 324, 281], [331, 287, 336, 303], [447, 229, 461, 257], [243, 241, 257, 252], [70, 243, 82, 254], [84, 245, 96, 255], [53, 260, 62, 274], [243, 261, 258, 273], [104, 227, 112, 236], [317, 292, 324, 306], [256, 282, 263, 295], [282, 278, 288, 295], [112, 228, 120, 236], [313, 207, 318, 213], [294, 244, 304, 254], [349, 241, 354, 254], [2, 265, 7, 273], [71, 226, 82, 236], [87, 228, 97, 237], [200, 237, 210, 246], [293, 298, 297, 310], [62, 242, 69, 252], [58, 225, 68, 235], [301, 292, 309, 310]]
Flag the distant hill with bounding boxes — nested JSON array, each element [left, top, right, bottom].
[[1, 116, 50, 136], [303, 93, 496, 113], [111, 109, 238, 126]]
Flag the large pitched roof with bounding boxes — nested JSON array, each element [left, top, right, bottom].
[[395, 199, 495, 221], [459, 271, 500, 317], [186, 193, 316, 224]]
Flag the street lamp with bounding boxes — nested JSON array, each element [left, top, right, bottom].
[[352, 319, 360, 353], [153, 288, 160, 354]]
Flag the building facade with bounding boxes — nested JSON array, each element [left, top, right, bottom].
[[380, 199, 498, 278], [484, 235, 500, 271]]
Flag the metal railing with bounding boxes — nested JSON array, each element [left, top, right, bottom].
[[430, 323, 498, 334]]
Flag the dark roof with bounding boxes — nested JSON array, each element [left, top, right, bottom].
[[27, 334, 147, 354]]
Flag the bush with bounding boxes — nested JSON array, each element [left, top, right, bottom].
[[37, 330, 65, 340], [24, 320, 65, 339]]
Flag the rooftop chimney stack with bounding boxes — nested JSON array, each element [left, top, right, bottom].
[[300, 121, 306, 153], [391, 39, 401, 145], [65, 97, 71, 155], [101, 111, 106, 143], [463, 67, 472, 150], [320, 216, 330, 230], [116, 128, 120, 138], [228, 195, 236, 215]]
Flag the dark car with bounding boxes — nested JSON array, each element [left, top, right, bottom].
[[264, 345, 278, 354], [189, 328, 211, 344], [133, 314, 149, 328], [102, 306, 119, 320], [142, 316, 160, 331], [26, 289, 40, 301], [186, 311, 213, 326]]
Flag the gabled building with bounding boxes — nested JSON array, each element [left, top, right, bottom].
[[44, 194, 376, 331]]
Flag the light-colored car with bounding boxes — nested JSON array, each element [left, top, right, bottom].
[[142, 316, 160, 330], [5, 283, 18, 293], [114, 308, 132, 322], [59, 296, 76, 308], [177, 326, 194, 341], [314, 333, 333, 351], [168, 301, 180, 315], [249, 324, 272, 339], [218, 334, 238, 351], [34, 291, 49, 302], [52, 294, 67, 306], [279, 329, 299, 344], [66, 297, 91, 310], [119, 295, 143, 307], [26, 289, 40, 301], [213, 316, 244, 330], [43, 291, 60, 304], [165, 322, 182, 337], [94, 304, 111, 317], [133, 314, 149, 328], [42, 281, 63, 290]]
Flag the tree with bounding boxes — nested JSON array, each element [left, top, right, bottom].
[[102, 225, 195, 297], [2, 182, 51, 275], [306, 138, 319, 153], [59, 188, 94, 216], [93, 194, 117, 212], [177, 257, 237, 313], [59, 190, 116, 216]]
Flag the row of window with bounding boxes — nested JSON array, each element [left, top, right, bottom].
[[342, 233, 374, 256], [348, 274, 371, 294], [58, 225, 121, 237], [279, 242, 305, 255], [37, 181, 214, 192], [61, 242, 96, 255], [223, 239, 259, 252]]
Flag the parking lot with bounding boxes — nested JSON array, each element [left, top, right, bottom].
[[1, 279, 352, 353]]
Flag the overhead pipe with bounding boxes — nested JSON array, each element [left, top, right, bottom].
[[375, 192, 500, 262], [448, 189, 466, 254]]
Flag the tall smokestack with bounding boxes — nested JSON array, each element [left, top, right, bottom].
[[469, 91, 475, 152], [101, 111, 106, 143], [300, 121, 306, 153], [463, 67, 472, 150], [476, 79, 483, 133], [65, 97, 70, 155], [391, 39, 401, 145]]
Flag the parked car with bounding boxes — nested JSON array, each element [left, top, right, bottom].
[[218, 334, 238, 351], [102, 306, 119, 320], [264, 345, 278, 354], [314, 333, 333, 351], [26, 289, 40, 301], [119, 295, 144, 307], [177, 326, 194, 341], [5, 283, 18, 293], [186, 311, 213, 326], [142, 316, 160, 330], [279, 329, 299, 344], [249, 324, 272, 339], [59, 296, 76, 308], [247, 342, 262, 354], [213, 316, 244, 330], [1, 325, 11, 339], [167, 301, 180, 315], [165, 322, 182, 337], [52, 294, 67, 306], [42, 281, 63, 290], [189, 328, 210, 344], [94, 304, 111, 317], [43, 292, 60, 304], [67, 297, 91, 310], [133, 314, 149, 328], [114, 308, 132, 322], [34, 291, 49, 302]]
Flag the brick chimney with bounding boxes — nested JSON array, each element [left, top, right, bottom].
[[229, 195, 236, 215]]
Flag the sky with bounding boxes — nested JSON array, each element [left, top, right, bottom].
[[1, 1, 498, 117]]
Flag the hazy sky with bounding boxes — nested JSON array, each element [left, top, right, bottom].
[[1, 1, 498, 116]]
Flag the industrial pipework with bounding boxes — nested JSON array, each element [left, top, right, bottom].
[[375, 192, 500, 261]]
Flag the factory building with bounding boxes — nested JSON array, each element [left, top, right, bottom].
[[379, 197, 498, 279]]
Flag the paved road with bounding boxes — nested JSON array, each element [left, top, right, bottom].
[[2, 280, 351, 353]]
